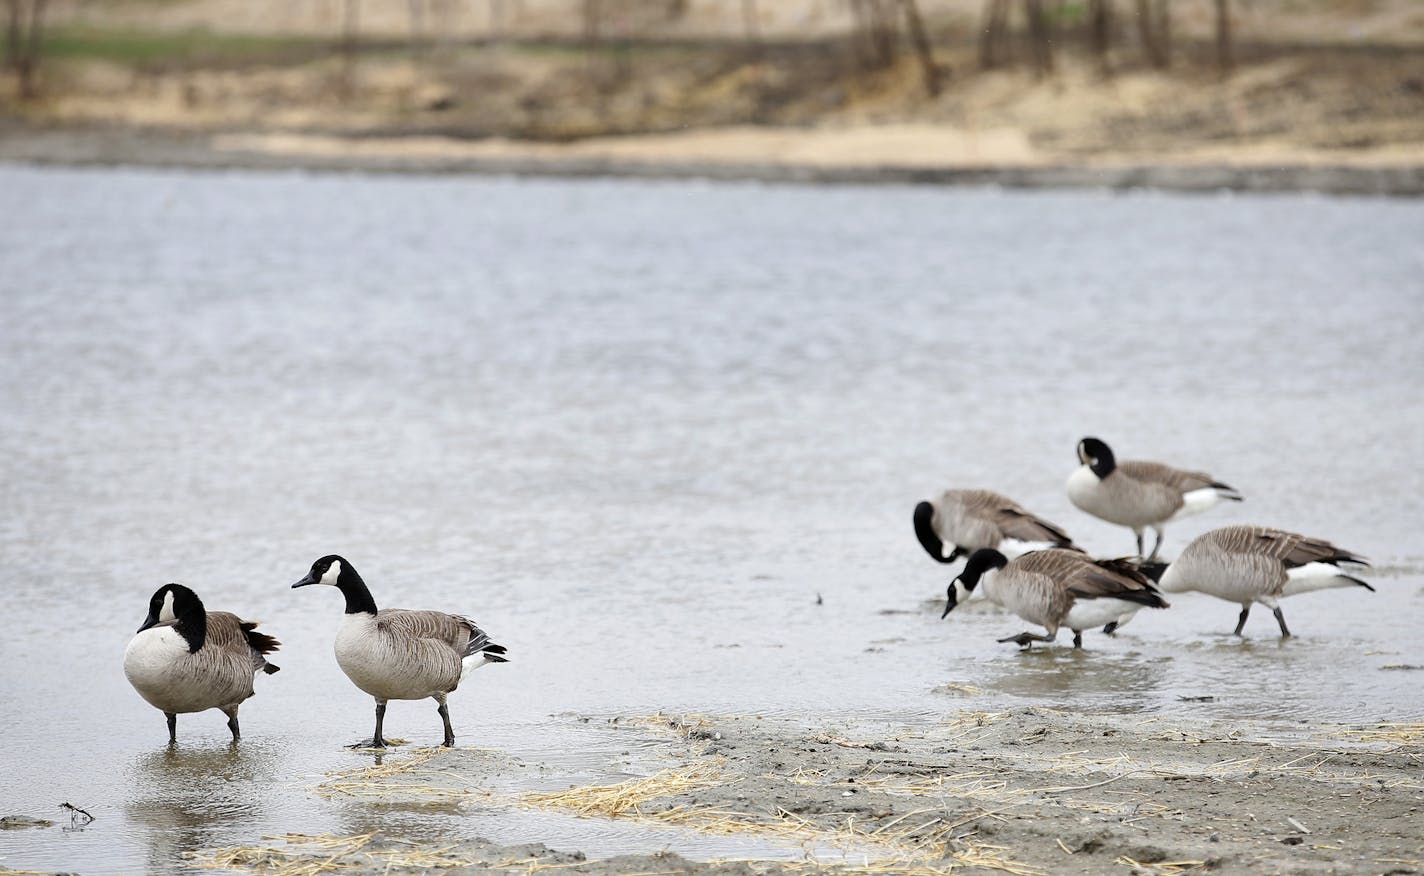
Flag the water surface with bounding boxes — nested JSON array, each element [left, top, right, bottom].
[[1, 166, 1422, 874]]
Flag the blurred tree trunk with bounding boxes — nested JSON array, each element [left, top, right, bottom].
[[978, 0, 1011, 69], [897, 0, 942, 96], [339, 0, 359, 98], [1133, 0, 1169, 68], [583, 0, 601, 48], [1087, 0, 1112, 76], [1214, 0, 1233, 73], [848, 0, 899, 70], [1023, 0, 1052, 77], [741, 0, 758, 46], [6, 0, 47, 100]]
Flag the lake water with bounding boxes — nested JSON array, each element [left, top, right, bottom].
[[1, 165, 1421, 874]]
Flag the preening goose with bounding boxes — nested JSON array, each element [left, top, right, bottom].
[[292, 555, 508, 748], [1146, 525, 1371, 638], [914, 489, 1076, 564], [123, 583, 280, 743], [942, 548, 1169, 649], [1066, 437, 1242, 559]]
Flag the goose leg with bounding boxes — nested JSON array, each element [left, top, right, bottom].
[[1233, 605, 1250, 636], [997, 631, 1056, 649], [1072, 630, 1083, 649], [1134, 530, 1145, 559], [1272, 606, 1292, 639], [1102, 621, 1119, 635], [1147, 528, 1164, 561], [433, 693, 455, 747], [224, 707, 241, 742], [165, 713, 177, 744], [349, 701, 389, 749]]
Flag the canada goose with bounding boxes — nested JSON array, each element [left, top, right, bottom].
[[942, 548, 1169, 649], [914, 489, 1077, 564], [292, 555, 508, 748], [1145, 525, 1370, 638], [1066, 437, 1242, 559], [123, 583, 280, 743]]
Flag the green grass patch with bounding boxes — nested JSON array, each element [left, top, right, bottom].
[[42, 27, 327, 66]]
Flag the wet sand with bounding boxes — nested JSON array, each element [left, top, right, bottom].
[[170, 710, 1424, 875]]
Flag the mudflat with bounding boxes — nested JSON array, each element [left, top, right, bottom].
[[190, 709, 1424, 875]]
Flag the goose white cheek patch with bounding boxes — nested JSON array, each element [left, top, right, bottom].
[[320, 560, 343, 586], [158, 590, 177, 622]]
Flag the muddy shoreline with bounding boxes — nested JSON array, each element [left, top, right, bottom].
[[166, 709, 1424, 875], [3, 123, 1423, 196]]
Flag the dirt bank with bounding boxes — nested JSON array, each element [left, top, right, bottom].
[[181, 709, 1424, 875]]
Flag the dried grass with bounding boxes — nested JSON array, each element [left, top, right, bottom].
[[520, 763, 730, 819], [1115, 856, 1207, 874], [1328, 722, 1424, 747], [189, 833, 473, 875], [313, 747, 494, 801]]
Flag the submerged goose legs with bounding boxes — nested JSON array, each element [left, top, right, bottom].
[[165, 713, 177, 745], [1272, 606, 1292, 638], [223, 708, 241, 742], [1234, 606, 1251, 636]]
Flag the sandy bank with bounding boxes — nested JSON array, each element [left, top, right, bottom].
[[181, 709, 1424, 875], [4, 123, 1423, 196]]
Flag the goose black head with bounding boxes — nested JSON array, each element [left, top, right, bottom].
[[138, 583, 207, 651], [1077, 436, 1116, 479], [292, 555, 377, 615], [291, 555, 349, 589], [914, 501, 961, 564], [941, 548, 1008, 619]]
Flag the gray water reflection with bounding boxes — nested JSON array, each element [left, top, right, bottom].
[[0, 165, 1421, 875]]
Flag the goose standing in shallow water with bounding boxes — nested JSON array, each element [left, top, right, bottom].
[[1145, 525, 1371, 638], [1066, 437, 1242, 559], [292, 555, 508, 748], [123, 583, 280, 743], [914, 489, 1077, 564], [942, 548, 1169, 649]]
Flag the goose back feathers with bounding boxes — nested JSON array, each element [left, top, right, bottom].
[[915, 489, 1075, 563]]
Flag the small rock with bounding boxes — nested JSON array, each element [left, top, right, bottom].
[[0, 815, 55, 830]]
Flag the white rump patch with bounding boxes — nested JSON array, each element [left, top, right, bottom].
[[1168, 488, 1228, 521]]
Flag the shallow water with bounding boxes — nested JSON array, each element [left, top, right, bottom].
[[0, 165, 1421, 874]]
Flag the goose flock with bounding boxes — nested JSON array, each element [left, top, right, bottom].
[[920, 436, 1374, 650], [121, 435, 1373, 744]]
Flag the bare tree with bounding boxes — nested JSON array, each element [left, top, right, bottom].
[[5, 0, 48, 100], [848, 0, 900, 71], [1022, 0, 1052, 77], [741, 0, 758, 46], [979, 0, 1012, 69], [583, 0, 601, 48], [1086, 0, 1112, 76], [897, 0, 942, 96], [1133, 0, 1169, 68], [1214, 0, 1233, 73], [339, 0, 359, 98]]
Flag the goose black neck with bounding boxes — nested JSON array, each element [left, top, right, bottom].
[[959, 548, 1008, 587], [337, 566, 379, 615], [174, 608, 207, 653], [914, 502, 954, 564]]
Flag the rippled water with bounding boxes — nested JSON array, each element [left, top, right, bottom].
[[1, 165, 1422, 874]]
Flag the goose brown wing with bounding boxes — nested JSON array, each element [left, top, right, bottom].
[[954, 490, 1076, 548], [207, 611, 281, 675], [376, 609, 472, 654], [1118, 460, 1221, 493], [1220, 525, 1368, 569], [1014, 552, 1168, 609]]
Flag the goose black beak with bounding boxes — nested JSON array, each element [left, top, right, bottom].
[[137, 615, 158, 633], [291, 573, 318, 589], [941, 581, 961, 619]]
